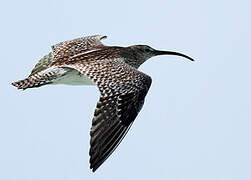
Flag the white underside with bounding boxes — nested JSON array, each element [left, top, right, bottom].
[[52, 68, 95, 86]]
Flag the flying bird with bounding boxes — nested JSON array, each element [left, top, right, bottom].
[[12, 35, 194, 172]]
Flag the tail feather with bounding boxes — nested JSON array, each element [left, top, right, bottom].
[[11, 76, 52, 90], [12, 67, 67, 90]]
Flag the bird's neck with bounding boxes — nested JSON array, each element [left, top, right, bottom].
[[118, 47, 148, 69]]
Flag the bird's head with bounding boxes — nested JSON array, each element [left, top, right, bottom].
[[127, 45, 194, 68]]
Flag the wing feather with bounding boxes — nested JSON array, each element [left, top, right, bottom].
[[51, 35, 107, 63], [28, 35, 107, 76], [56, 57, 152, 172]]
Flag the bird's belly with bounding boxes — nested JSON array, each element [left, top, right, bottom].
[[52, 69, 95, 86]]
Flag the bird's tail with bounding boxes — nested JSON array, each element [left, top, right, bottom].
[[12, 76, 51, 90], [12, 66, 66, 90]]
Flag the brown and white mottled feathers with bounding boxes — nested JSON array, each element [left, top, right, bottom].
[[54, 55, 152, 172], [31, 35, 107, 75], [12, 35, 107, 89], [49, 36, 152, 171], [51, 34, 107, 63], [12, 35, 152, 172], [12, 34, 193, 172], [12, 66, 68, 90]]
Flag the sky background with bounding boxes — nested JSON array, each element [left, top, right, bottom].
[[1, 0, 251, 179]]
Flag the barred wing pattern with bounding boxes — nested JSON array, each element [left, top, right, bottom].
[[28, 35, 107, 79], [51, 35, 107, 63], [56, 57, 152, 172]]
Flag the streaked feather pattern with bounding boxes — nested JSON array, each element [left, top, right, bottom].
[[57, 56, 151, 171], [12, 34, 193, 172]]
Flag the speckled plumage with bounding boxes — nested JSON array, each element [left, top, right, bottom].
[[12, 35, 194, 172]]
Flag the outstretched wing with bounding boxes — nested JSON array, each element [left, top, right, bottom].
[[28, 35, 107, 76], [51, 34, 107, 63], [55, 57, 152, 172]]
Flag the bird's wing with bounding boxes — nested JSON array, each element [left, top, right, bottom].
[[51, 35, 107, 63], [29, 52, 54, 76], [55, 57, 152, 172], [28, 35, 106, 76]]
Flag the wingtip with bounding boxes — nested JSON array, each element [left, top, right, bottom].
[[90, 164, 98, 173], [90, 157, 104, 173], [99, 35, 107, 40], [91, 167, 97, 173]]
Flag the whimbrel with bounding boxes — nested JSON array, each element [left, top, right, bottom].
[[12, 35, 194, 172]]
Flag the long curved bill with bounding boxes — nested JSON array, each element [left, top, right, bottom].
[[154, 50, 194, 61]]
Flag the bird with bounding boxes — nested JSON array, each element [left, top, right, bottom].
[[12, 35, 194, 172]]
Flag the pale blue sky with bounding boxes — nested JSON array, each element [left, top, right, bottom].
[[1, 0, 251, 179]]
